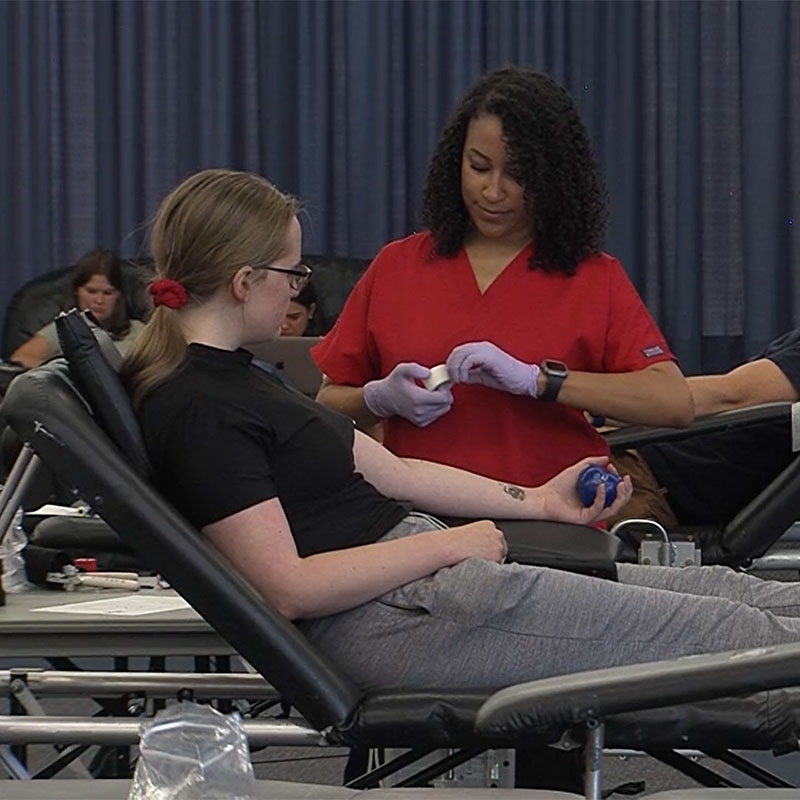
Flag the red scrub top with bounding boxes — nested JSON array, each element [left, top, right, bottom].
[[312, 232, 674, 487]]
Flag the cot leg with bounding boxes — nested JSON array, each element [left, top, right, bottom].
[[9, 675, 92, 779], [0, 744, 31, 779], [0, 446, 40, 545], [584, 720, 604, 800]]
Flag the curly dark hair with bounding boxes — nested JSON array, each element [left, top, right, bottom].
[[420, 66, 608, 275]]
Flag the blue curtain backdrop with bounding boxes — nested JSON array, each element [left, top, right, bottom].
[[0, 0, 798, 372]]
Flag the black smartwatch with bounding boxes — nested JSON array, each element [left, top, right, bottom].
[[539, 359, 568, 401]]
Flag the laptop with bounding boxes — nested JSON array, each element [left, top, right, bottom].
[[250, 336, 323, 398]]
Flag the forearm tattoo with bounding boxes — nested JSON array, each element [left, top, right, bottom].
[[502, 484, 526, 501]]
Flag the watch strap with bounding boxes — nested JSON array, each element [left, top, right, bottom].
[[540, 363, 567, 402]]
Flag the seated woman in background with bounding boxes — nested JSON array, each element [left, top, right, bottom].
[[10, 249, 145, 368], [122, 168, 800, 702], [280, 280, 318, 336]]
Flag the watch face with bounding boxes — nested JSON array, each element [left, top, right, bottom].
[[543, 359, 568, 376]]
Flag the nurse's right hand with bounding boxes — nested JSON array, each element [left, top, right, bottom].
[[363, 362, 453, 427]]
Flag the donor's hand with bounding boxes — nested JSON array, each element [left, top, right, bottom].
[[538, 457, 632, 525], [445, 520, 508, 564]]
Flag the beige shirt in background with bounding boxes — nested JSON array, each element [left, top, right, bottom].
[[36, 318, 145, 360]]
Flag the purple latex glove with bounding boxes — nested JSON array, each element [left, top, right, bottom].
[[446, 341, 541, 397], [363, 362, 454, 427]]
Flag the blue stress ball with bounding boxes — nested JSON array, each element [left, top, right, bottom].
[[577, 465, 620, 508]]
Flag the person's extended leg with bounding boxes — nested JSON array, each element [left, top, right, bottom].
[[618, 562, 800, 618], [305, 556, 800, 694], [304, 518, 800, 792]]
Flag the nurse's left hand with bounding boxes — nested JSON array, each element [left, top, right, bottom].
[[446, 341, 540, 397]]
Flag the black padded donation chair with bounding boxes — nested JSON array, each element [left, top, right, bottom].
[[605, 407, 800, 570], [4, 310, 800, 797]]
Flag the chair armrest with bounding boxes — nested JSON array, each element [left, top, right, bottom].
[[476, 639, 800, 742], [437, 518, 619, 579], [604, 401, 793, 449]]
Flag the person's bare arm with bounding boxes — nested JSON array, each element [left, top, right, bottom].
[[688, 359, 798, 418], [352, 429, 632, 526], [316, 374, 383, 431], [541, 361, 694, 427], [204, 424, 636, 621], [9, 334, 55, 369], [203, 498, 504, 621]]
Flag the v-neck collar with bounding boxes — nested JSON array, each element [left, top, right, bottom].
[[460, 242, 533, 297]]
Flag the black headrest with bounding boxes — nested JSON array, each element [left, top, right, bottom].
[[55, 309, 151, 479]]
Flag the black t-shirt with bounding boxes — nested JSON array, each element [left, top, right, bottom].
[[639, 330, 800, 525], [138, 344, 407, 556]]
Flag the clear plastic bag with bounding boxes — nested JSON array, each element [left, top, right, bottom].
[[0, 506, 33, 593], [128, 702, 257, 800]]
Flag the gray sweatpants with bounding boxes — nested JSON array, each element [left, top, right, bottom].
[[301, 513, 800, 693]]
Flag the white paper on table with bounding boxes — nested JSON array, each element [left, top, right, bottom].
[[31, 595, 191, 616], [27, 503, 90, 517]]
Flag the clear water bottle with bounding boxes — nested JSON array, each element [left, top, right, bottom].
[[0, 506, 33, 593]]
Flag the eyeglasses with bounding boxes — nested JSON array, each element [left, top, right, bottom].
[[261, 264, 312, 292]]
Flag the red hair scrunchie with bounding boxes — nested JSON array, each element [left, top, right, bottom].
[[149, 278, 188, 309]]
